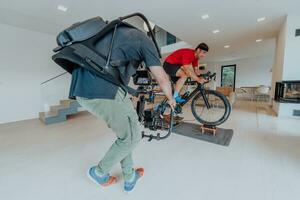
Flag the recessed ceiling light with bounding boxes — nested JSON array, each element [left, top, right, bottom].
[[256, 39, 263, 42], [57, 5, 68, 12], [213, 29, 220, 34], [224, 45, 230, 48], [257, 17, 266, 22], [201, 14, 210, 20]]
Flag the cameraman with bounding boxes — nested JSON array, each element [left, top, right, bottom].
[[69, 26, 176, 192]]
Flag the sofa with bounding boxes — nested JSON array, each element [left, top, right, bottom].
[[216, 87, 236, 107]]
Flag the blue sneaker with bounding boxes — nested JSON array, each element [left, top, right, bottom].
[[175, 95, 186, 103], [87, 166, 117, 187], [124, 168, 144, 193]]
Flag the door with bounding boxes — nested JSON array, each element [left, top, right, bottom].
[[221, 65, 236, 90]]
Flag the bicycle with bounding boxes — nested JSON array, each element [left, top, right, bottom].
[[172, 72, 231, 127], [133, 70, 231, 141]]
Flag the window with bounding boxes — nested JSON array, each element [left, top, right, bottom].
[[166, 32, 176, 45], [221, 65, 236, 90]]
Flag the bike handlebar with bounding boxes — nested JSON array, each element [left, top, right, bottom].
[[200, 71, 216, 81], [185, 71, 216, 85]]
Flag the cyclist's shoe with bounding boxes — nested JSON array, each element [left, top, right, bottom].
[[88, 166, 117, 187], [124, 168, 144, 193], [174, 105, 183, 114], [175, 96, 186, 103]]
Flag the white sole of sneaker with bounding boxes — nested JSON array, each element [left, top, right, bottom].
[[87, 168, 102, 187]]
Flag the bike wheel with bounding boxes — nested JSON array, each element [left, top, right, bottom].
[[191, 90, 231, 126]]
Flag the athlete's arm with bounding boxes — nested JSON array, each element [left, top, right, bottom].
[[181, 65, 207, 84], [194, 66, 201, 76], [181, 65, 201, 82]]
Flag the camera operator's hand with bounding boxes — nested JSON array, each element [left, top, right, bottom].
[[168, 98, 177, 110]]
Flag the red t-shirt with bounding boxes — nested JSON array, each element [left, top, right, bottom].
[[165, 48, 198, 67]]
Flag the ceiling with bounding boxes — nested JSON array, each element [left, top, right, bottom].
[[0, 0, 299, 62]]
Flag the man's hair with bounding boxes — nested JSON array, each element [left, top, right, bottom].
[[195, 43, 209, 52]]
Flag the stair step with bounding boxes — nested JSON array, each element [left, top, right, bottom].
[[50, 105, 70, 112], [44, 115, 67, 125], [39, 111, 58, 122], [60, 99, 77, 106], [40, 99, 81, 125]]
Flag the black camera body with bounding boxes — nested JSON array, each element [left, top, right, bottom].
[[133, 69, 152, 86], [144, 109, 164, 131], [133, 69, 174, 141], [136, 94, 166, 131]]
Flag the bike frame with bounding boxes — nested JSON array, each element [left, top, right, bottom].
[[135, 72, 217, 141], [178, 83, 212, 109]]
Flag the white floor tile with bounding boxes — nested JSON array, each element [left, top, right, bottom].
[[0, 101, 300, 200]]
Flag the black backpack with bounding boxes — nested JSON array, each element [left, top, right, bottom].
[[52, 13, 160, 96]]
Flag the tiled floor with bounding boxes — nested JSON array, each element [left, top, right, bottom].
[[0, 101, 300, 200]]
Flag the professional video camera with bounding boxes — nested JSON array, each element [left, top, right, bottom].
[[132, 68, 174, 141]]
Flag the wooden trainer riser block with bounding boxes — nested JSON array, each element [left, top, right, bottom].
[[199, 125, 217, 136]]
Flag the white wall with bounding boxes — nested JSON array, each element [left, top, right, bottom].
[[277, 103, 300, 118], [271, 14, 300, 117], [282, 14, 300, 80], [271, 17, 287, 114], [161, 41, 192, 56], [0, 23, 71, 124], [207, 55, 274, 88], [155, 26, 167, 48]]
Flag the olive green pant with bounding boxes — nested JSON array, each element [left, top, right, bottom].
[[76, 88, 141, 181]]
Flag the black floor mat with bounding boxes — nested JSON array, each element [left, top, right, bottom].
[[172, 122, 234, 146]]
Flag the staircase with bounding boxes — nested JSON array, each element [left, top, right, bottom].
[[39, 100, 81, 125]]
